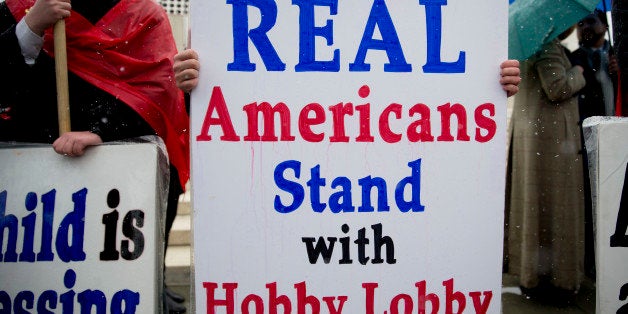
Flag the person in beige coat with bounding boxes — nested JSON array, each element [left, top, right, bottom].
[[506, 27, 586, 305]]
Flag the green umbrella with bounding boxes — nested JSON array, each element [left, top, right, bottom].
[[509, 0, 600, 61]]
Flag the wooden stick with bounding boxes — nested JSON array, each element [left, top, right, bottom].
[[54, 19, 71, 134]]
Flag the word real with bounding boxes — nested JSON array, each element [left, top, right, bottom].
[[201, 278, 493, 314], [0, 189, 145, 263], [226, 0, 466, 73], [196, 85, 497, 144]]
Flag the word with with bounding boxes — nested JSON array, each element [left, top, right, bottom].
[[274, 158, 424, 214], [196, 86, 497, 144], [0, 269, 140, 314], [363, 278, 493, 314], [202, 281, 347, 314], [302, 223, 395, 265], [227, 0, 465, 73], [0, 188, 146, 263]]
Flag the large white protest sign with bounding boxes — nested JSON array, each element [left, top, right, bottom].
[[190, 0, 507, 312], [583, 117, 628, 314], [0, 141, 167, 313]]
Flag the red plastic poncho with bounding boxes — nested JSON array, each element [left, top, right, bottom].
[[7, 0, 190, 188]]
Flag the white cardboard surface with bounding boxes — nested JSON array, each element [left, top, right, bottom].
[[583, 117, 628, 314], [190, 1, 508, 312], [0, 142, 165, 313]]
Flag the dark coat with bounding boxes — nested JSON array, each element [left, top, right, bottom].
[[570, 41, 618, 119]]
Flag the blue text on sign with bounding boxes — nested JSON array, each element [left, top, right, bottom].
[[226, 0, 465, 73]]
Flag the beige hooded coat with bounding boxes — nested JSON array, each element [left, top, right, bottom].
[[506, 38, 587, 291]]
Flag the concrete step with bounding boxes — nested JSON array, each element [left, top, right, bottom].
[[165, 245, 191, 285], [177, 192, 191, 215], [156, 179, 192, 310], [165, 190, 192, 288], [168, 214, 191, 246]]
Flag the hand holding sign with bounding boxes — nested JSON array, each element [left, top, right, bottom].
[[52, 131, 103, 156], [23, 0, 71, 36]]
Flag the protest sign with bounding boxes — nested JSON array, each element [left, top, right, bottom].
[[0, 141, 167, 313], [190, 0, 508, 312], [583, 117, 628, 314]]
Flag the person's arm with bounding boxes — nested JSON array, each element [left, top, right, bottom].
[[15, 19, 44, 64], [51, 95, 155, 157], [500, 60, 521, 97], [12, 0, 71, 64], [535, 42, 586, 102], [52, 131, 103, 156]]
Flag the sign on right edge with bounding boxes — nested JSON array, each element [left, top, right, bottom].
[[583, 117, 628, 314]]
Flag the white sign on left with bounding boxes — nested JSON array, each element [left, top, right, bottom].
[[0, 141, 166, 313]]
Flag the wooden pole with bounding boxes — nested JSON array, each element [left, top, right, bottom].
[[54, 20, 71, 134]]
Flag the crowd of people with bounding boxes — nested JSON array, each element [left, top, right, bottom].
[[1, 0, 624, 311]]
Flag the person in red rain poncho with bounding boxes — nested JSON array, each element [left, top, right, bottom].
[[0, 0, 189, 312]]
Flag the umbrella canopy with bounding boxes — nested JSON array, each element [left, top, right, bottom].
[[596, 0, 611, 11], [509, 0, 601, 61]]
